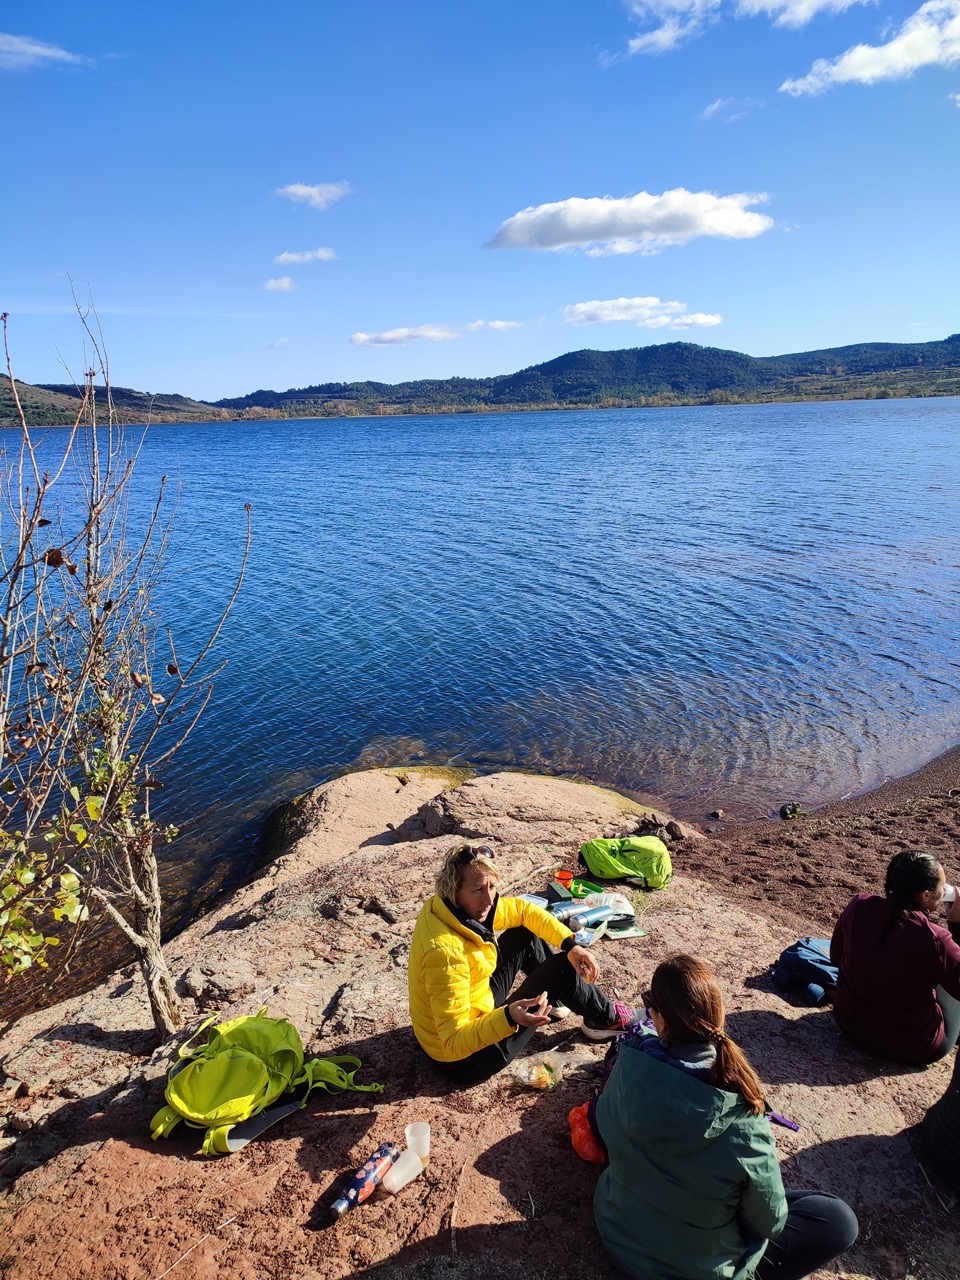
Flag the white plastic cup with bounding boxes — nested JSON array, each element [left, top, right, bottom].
[[382, 1147, 425, 1194], [944, 884, 957, 905], [405, 1122, 431, 1167]]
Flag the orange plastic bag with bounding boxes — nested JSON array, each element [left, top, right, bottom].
[[568, 1101, 606, 1164]]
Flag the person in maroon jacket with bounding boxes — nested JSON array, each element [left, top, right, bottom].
[[831, 850, 960, 1065]]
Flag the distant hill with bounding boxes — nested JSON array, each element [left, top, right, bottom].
[[25, 383, 229, 425], [0, 380, 228, 427], [3, 334, 959, 426], [213, 333, 960, 416]]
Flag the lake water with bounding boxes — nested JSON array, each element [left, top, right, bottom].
[[8, 396, 960, 967]]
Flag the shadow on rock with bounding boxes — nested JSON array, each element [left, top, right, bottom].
[[359, 808, 442, 848], [318, 1025, 505, 1104], [472, 1090, 601, 1229], [40, 1022, 157, 1055], [355, 1222, 613, 1280], [726, 1007, 922, 1087], [776, 1130, 960, 1280], [2, 1074, 159, 1184], [208, 905, 264, 934], [743, 969, 785, 997]]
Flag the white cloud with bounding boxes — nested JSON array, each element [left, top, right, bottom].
[[350, 325, 459, 347], [489, 188, 772, 256], [737, 0, 871, 29], [781, 0, 960, 94], [952, 90, 960, 103], [264, 277, 295, 292], [620, 1, 721, 55], [275, 181, 351, 211], [274, 247, 336, 264], [700, 95, 760, 121], [466, 318, 520, 331], [268, 337, 290, 348], [672, 312, 724, 327], [466, 319, 485, 331], [0, 32, 82, 70], [701, 97, 733, 118], [563, 295, 722, 329], [615, 0, 875, 58]]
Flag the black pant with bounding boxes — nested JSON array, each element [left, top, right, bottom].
[[931, 986, 960, 1062], [754, 1189, 859, 1280], [434, 926, 616, 1087]]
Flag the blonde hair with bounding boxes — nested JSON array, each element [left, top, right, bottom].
[[435, 843, 500, 902], [649, 953, 766, 1115]]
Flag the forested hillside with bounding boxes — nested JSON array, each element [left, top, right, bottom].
[[213, 333, 960, 416], [4, 334, 959, 425]]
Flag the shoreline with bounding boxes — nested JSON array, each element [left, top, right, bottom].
[[692, 743, 960, 938], [3, 740, 959, 1029], [2, 765, 959, 1279], [814, 742, 960, 818], [7, 387, 960, 431]]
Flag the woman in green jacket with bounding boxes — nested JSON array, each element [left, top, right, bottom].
[[408, 843, 641, 1086], [593, 955, 858, 1280]]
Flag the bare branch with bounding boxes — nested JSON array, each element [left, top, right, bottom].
[[1, 310, 249, 1038]]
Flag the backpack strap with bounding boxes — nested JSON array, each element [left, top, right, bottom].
[[297, 1054, 385, 1098], [176, 1012, 221, 1062], [150, 1104, 184, 1141]]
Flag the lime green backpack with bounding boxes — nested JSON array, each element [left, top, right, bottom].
[[579, 835, 673, 889], [150, 1007, 383, 1156]]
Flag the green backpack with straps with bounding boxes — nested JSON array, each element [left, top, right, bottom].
[[150, 1007, 383, 1156], [579, 835, 673, 889]]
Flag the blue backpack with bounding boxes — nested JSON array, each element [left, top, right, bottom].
[[770, 938, 838, 1006]]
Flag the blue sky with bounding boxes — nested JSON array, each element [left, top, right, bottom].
[[3, 1, 958, 400]]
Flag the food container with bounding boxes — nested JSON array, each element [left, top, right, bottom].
[[516, 1053, 565, 1090]]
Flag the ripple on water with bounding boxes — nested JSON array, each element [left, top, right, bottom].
[[4, 397, 960, 1010]]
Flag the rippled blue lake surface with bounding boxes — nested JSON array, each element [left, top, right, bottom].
[[17, 397, 960, 924]]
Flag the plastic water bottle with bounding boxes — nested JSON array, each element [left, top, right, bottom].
[[331, 1141, 400, 1218]]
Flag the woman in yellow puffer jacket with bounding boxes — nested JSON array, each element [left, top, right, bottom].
[[408, 843, 641, 1086]]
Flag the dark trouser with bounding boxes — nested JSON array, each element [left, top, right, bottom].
[[754, 1189, 859, 1280], [434, 926, 617, 1087], [931, 986, 960, 1062]]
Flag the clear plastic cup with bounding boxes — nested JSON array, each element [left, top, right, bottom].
[[382, 1147, 424, 1194], [405, 1122, 430, 1166], [944, 884, 957, 905]]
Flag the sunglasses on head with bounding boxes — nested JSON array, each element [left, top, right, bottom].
[[641, 989, 655, 1010], [455, 844, 495, 868]]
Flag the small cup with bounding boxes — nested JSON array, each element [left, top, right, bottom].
[[555, 869, 574, 889], [405, 1121, 430, 1166], [944, 883, 957, 905], [382, 1147, 424, 1194]]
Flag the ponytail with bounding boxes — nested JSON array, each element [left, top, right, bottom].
[[710, 1034, 765, 1116], [649, 954, 765, 1116]]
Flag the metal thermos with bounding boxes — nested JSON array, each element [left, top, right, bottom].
[[548, 901, 581, 923], [567, 905, 617, 931]]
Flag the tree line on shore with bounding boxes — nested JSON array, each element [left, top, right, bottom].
[[4, 333, 959, 426]]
